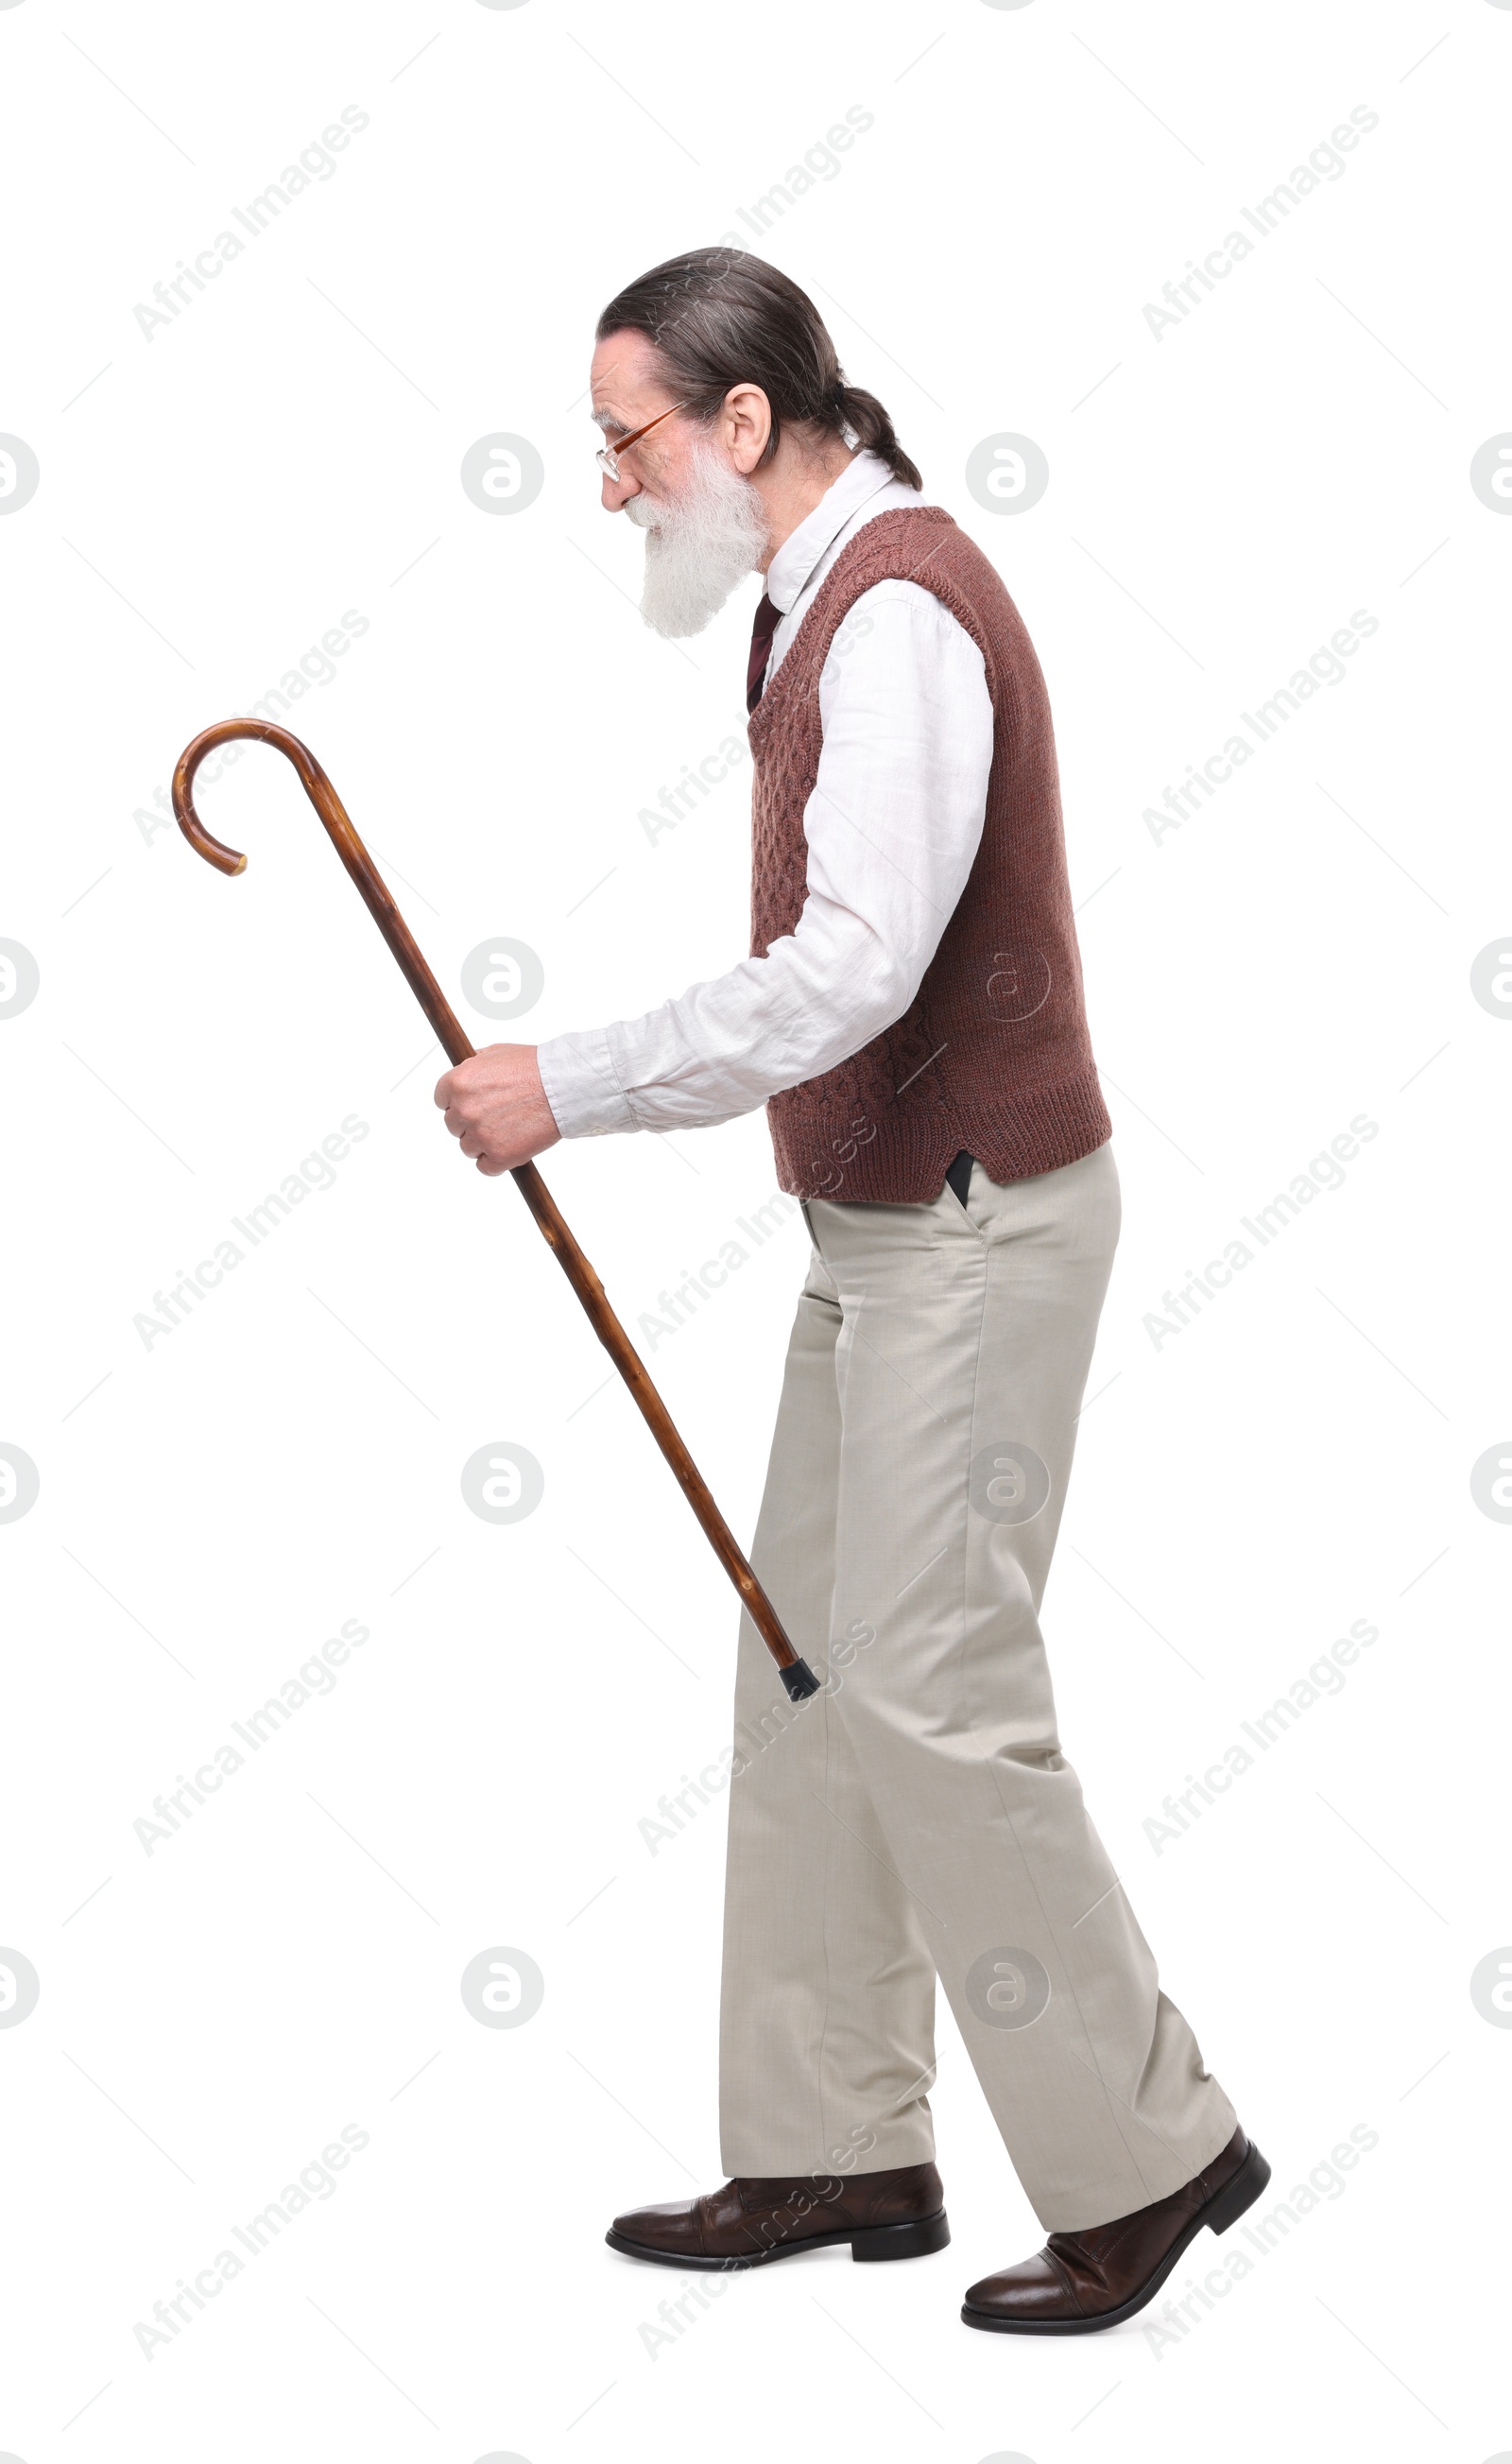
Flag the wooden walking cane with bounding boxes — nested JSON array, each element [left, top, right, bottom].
[[172, 717, 820, 1702]]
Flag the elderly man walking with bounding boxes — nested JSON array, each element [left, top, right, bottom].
[[435, 249, 1266, 2333]]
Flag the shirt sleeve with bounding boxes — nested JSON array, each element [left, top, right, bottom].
[[536, 579, 994, 1138]]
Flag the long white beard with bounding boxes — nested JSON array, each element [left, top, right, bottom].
[[627, 442, 770, 638]]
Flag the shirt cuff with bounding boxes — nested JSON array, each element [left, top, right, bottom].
[[536, 1028, 639, 1140]]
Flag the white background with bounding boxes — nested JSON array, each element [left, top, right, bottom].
[[1, 1, 1508, 2458]]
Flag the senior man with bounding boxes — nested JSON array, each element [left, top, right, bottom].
[[436, 249, 1266, 2334]]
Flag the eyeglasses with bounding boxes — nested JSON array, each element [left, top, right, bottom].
[[594, 401, 690, 482]]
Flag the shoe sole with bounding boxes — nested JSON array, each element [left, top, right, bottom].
[[606, 2208, 952, 2271], [960, 2140, 1272, 2335]]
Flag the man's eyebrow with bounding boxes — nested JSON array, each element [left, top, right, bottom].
[[592, 405, 628, 435]]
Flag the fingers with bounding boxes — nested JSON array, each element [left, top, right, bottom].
[[436, 1046, 504, 1110], [433, 1046, 543, 1175], [443, 1102, 505, 1165], [448, 1109, 505, 1167]]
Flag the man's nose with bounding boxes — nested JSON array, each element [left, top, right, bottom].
[[601, 470, 640, 514]]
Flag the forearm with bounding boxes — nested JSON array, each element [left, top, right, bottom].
[[538, 911, 924, 1139]]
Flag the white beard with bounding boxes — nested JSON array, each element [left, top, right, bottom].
[[627, 442, 770, 638]]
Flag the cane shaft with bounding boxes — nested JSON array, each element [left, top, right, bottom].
[[171, 717, 815, 1694]]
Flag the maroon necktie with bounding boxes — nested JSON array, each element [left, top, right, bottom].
[[746, 592, 781, 713]]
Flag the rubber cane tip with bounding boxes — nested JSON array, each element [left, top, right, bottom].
[[780, 1657, 821, 1703], [232, 853, 248, 874]]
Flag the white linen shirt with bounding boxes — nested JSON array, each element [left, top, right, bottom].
[[536, 450, 994, 1139]]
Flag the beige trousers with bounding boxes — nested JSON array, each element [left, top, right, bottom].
[[718, 1143, 1236, 2231]]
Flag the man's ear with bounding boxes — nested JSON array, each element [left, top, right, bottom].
[[722, 382, 772, 474]]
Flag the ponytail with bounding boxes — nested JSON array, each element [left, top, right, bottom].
[[831, 383, 921, 491]]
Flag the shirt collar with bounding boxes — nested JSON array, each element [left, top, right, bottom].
[[764, 450, 898, 615]]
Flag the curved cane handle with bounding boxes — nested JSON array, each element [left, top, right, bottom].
[[172, 717, 475, 1070]]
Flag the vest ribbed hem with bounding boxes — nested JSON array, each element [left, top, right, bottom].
[[770, 1068, 1112, 1203]]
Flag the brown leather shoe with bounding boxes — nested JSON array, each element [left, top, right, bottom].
[[608, 2162, 950, 2271], [961, 2127, 1269, 2334]]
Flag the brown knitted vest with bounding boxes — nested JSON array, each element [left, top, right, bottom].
[[749, 504, 1110, 1202]]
